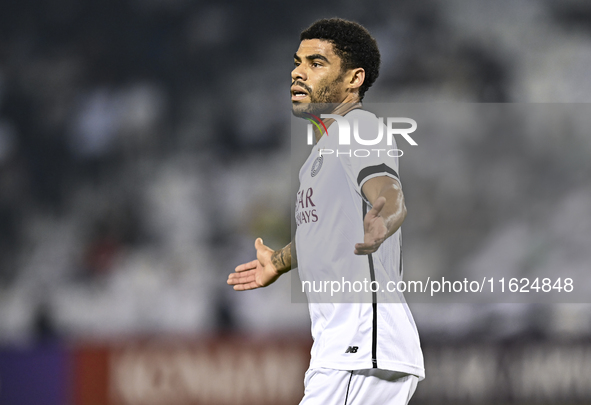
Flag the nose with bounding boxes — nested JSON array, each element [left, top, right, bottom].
[[291, 64, 306, 82]]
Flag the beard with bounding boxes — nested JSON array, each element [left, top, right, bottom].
[[291, 73, 345, 118]]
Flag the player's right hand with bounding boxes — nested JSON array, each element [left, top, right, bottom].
[[227, 238, 281, 290]]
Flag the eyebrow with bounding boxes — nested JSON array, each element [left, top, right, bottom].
[[294, 53, 331, 64]]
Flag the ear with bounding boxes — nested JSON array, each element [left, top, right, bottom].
[[346, 68, 365, 92]]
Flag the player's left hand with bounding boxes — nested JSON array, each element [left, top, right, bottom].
[[355, 196, 388, 255]]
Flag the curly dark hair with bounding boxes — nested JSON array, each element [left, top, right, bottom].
[[300, 18, 381, 101]]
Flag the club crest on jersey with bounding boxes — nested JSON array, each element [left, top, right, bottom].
[[311, 156, 323, 177]]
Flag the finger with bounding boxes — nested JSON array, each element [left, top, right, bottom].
[[228, 269, 255, 282], [354, 248, 375, 255], [228, 277, 258, 290], [228, 270, 258, 288], [354, 242, 379, 255], [233, 281, 261, 291], [368, 196, 386, 217], [254, 237, 264, 250], [355, 245, 375, 254], [358, 234, 383, 248], [234, 259, 259, 272], [354, 247, 371, 255]]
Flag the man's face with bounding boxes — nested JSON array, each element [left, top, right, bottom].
[[291, 39, 348, 117]]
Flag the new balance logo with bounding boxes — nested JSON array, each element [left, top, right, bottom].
[[345, 346, 358, 354]]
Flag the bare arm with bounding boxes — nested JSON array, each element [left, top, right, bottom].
[[271, 239, 297, 273], [354, 176, 407, 255]]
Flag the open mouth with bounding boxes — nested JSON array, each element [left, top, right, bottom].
[[292, 92, 307, 100], [291, 87, 309, 101]]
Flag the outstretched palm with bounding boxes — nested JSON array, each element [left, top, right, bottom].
[[355, 196, 388, 255], [228, 238, 281, 290]]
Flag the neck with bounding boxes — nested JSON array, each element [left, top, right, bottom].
[[331, 100, 362, 117], [313, 101, 362, 142]]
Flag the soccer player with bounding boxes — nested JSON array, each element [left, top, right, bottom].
[[228, 18, 424, 404]]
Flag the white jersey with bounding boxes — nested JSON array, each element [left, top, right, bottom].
[[295, 109, 424, 379]]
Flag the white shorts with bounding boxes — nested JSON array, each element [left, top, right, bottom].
[[299, 368, 419, 405]]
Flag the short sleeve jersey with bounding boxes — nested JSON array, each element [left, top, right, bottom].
[[295, 108, 424, 379]]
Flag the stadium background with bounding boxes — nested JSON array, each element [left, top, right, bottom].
[[1, 0, 591, 404]]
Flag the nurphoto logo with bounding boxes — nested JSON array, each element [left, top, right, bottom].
[[305, 114, 418, 158]]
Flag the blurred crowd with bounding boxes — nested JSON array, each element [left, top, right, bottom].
[[0, 0, 591, 344]]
